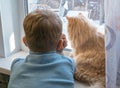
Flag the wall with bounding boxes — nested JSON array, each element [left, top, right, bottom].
[[0, 13, 5, 57], [0, 0, 21, 57]]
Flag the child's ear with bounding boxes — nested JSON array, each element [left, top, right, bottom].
[[23, 36, 28, 46]]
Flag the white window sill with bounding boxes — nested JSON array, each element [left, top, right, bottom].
[[0, 51, 28, 75]]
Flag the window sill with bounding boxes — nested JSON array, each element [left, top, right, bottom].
[[0, 51, 28, 75]]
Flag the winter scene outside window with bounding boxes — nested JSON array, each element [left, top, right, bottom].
[[26, 0, 105, 49]]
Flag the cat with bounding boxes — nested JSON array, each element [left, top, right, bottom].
[[66, 13, 105, 88]]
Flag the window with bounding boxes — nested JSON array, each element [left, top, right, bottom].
[[25, 0, 105, 49]]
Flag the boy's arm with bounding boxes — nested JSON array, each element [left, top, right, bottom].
[[57, 34, 67, 54]]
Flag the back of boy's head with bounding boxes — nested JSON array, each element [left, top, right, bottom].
[[23, 9, 62, 52]]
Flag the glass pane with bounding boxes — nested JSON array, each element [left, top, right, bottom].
[[27, 0, 61, 13]]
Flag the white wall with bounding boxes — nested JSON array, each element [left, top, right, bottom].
[[0, 13, 5, 57], [0, 0, 22, 57], [0, 1, 5, 57]]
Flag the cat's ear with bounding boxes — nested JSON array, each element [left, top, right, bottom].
[[66, 16, 70, 20], [78, 13, 83, 17], [78, 13, 85, 19]]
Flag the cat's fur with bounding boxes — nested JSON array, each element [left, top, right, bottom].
[[66, 13, 105, 88]]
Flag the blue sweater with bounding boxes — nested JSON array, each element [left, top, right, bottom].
[[8, 51, 75, 88]]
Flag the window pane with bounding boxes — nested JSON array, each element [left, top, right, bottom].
[[27, 0, 61, 13]]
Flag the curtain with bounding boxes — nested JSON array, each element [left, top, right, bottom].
[[105, 0, 120, 88]]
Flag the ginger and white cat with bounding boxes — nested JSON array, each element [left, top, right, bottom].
[[66, 13, 105, 88]]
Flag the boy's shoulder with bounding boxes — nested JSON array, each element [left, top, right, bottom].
[[11, 58, 25, 70]]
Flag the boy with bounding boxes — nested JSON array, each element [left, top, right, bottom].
[[8, 9, 75, 88]]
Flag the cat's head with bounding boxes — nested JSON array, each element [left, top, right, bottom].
[[66, 13, 96, 49]]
